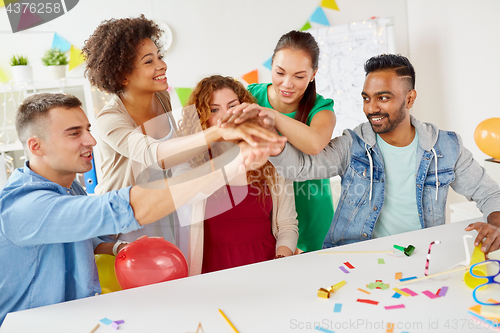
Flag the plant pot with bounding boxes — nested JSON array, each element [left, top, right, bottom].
[[11, 65, 33, 83], [45, 65, 66, 80]]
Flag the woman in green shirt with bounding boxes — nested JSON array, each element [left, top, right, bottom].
[[220, 30, 336, 252]]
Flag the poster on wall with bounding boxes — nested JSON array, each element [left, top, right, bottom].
[[309, 17, 395, 138]]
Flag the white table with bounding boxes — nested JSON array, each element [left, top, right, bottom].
[[1, 219, 493, 333]]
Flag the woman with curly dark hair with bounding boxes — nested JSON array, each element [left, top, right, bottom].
[[173, 75, 298, 274], [82, 15, 283, 247]]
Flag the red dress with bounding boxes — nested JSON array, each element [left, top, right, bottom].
[[201, 183, 276, 273]]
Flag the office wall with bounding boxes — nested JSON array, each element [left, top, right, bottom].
[[407, 0, 500, 209]]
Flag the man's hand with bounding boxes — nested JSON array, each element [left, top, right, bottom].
[[465, 212, 500, 255], [218, 103, 276, 130], [218, 122, 285, 146], [238, 141, 283, 171]]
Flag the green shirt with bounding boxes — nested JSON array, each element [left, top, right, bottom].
[[247, 83, 335, 252], [373, 132, 422, 238]]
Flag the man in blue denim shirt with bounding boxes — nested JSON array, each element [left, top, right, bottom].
[[269, 54, 500, 254], [0, 93, 281, 324]]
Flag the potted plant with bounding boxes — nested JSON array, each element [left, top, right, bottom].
[[10, 55, 33, 83], [41, 48, 68, 80]]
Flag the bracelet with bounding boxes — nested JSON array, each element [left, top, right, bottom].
[[112, 240, 129, 256], [274, 254, 285, 259]]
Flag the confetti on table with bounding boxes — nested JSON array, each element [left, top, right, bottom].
[[399, 276, 417, 282], [344, 261, 355, 269], [357, 299, 379, 305], [400, 288, 418, 296], [358, 288, 371, 294], [386, 322, 395, 332], [392, 288, 410, 297], [384, 304, 406, 310], [114, 320, 124, 325], [100, 318, 112, 325], [380, 284, 390, 290], [422, 290, 440, 299], [111, 322, 119, 330], [436, 288, 441, 295], [315, 326, 335, 333], [334, 303, 342, 313], [392, 292, 402, 298], [395, 272, 402, 280], [438, 286, 448, 297], [378, 258, 385, 264], [218, 309, 239, 333], [339, 266, 350, 274]]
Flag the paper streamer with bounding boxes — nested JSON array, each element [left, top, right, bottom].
[[52, 33, 71, 52], [309, 7, 330, 26], [424, 240, 441, 276], [321, 0, 340, 11], [69, 45, 85, 70]]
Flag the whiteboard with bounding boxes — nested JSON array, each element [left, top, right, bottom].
[[308, 17, 395, 138]]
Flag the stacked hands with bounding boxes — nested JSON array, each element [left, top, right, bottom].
[[215, 103, 284, 171]]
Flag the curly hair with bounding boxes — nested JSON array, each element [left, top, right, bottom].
[[177, 75, 277, 200], [82, 15, 163, 94]]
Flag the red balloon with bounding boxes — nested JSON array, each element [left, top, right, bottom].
[[114, 237, 188, 289]]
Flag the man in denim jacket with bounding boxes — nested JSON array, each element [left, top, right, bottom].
[[269, 54, 500, 254], [0, 93, 280, 325]]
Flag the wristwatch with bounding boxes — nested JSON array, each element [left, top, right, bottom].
[[112, 240, 129, 256]]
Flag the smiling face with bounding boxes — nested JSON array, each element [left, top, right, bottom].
[[270, 48, 316, 111], [122, 38, 168, 94], [362, 70, 416, 136], [208, 88, 241, 127], [36, 107, 96, 187]]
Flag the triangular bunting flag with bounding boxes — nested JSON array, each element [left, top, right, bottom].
[[300, 21, 312, 31], [0, 67, 10, 83], [16, 4, 42, 31], [241, 69, 258, 85], [52, 33, 72, 52], [321, 0, 340, 11], [309, 7, 330, 26], [69, 45, 85, 70], [175, 87, 193, 107], [262, 57, 272, 71]]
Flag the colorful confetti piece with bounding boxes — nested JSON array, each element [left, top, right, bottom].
[[438, 286, 448, 297], [378, 258, 385, 264], [358, 288, 371, 294], [400, 288, 418, 296], [315, 326, 335, 333], [357, 299, 379, 305], [392, 288, 410, 297], [344, 262, 355, 269], [395, 272, 402, 279], [100, 318, 112, 325], [339, 266, 349, 274], [334, 303, 342, 313], [392, 292, 402, 298], [399, 276, 417, 282], [422, 290, 440, 299], [384, 304, 406, 310], [386, 322, 395, 332]]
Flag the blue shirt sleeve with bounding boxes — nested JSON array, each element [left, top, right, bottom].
[[0, 185, 141, 247]]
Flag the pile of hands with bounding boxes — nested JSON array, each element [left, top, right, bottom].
[[216, 103, 284, 171]]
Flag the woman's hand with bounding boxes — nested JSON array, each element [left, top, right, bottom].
[[218, 103, 276, 130], [218, 122, 286, 147]]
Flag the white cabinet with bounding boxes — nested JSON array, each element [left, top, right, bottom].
[[0, 78, 102, 189]]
